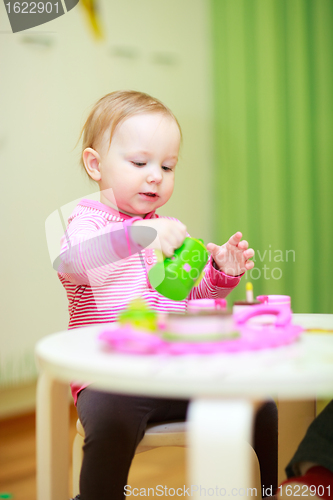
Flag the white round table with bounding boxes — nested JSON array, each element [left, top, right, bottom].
[[35, 314, 333, 500]]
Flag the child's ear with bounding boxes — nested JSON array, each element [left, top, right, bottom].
[[82, 148, 102, 181]]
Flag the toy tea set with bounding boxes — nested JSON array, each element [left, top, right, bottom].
[[98, 237, 303, 355]]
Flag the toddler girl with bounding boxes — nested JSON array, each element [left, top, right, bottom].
[[58, 90, 277, 499]]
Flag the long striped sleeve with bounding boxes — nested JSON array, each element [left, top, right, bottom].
[[58, 199, 241, 330], [57, 214, 144, 286], [189, 256, 242, 300]]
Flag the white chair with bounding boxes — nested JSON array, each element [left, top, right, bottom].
[[72, 419, 187, 497]]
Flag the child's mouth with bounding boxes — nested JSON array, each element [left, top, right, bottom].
[[140, 192, 159, 200]]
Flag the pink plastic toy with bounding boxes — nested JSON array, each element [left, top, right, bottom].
[[187, 298, 227, 313], [99, 325, 165, 355], [257, 295, 291, 309], [98, 304, 303, 356]]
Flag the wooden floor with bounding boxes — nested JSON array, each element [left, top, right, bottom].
[[0, 405, 187, 500]]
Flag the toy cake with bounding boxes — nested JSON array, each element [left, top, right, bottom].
[[164, 299, 239, 342], [98, 298, 303, 355]]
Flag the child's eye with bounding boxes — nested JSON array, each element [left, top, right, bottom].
[[162, 166, 172, 172], [132, 162, 146, 167]]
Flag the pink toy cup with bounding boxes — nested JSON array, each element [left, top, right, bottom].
[[187, 298, 227, 313], [256, 295, 291, 310]]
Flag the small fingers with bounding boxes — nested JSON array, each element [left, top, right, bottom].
[[245, 260, 255, 270], [164, 222, 187, 257], [179, 222, 187, 238], [164, 239, 180, 257], [164, 247, 175, 258], [243, 248, 254, 259], [206, 242, 219, 253], [171, 222, 187, 246], [228, 232, 242, 246], [175, 223, 187, 245], [238, 239, 249, 250]]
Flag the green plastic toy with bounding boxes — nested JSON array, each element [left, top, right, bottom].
[[118, 298, 158, 331], [148, 237, 209, 301]]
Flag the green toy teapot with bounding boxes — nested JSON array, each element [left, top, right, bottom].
[[148, 237, 209, 301]]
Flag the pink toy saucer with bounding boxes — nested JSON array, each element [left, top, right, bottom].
[[98, 304, 303, 356]]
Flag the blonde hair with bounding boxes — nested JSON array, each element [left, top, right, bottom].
[[79, 90, 182, 170]]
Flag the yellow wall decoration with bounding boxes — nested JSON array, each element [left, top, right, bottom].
[[80, 0, 103, 39]]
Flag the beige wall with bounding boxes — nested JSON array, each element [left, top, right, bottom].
[[0, 0, 213, 400]]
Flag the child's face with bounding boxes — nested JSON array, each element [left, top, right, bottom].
[[93, 112, 180, 216]]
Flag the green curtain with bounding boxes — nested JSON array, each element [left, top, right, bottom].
[[210, 0, 333, 313]]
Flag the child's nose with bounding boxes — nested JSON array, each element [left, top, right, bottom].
[[147, 165, 162, 183]]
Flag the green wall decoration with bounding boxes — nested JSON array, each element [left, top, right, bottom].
[[210, 0, 333, 313]]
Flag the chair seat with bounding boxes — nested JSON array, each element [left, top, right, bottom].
[[76, 418, 187, 448]]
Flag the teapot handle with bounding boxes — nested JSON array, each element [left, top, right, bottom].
[[234, 304, 291, 327]]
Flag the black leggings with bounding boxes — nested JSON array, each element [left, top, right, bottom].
[[77, 388, 278, 500]]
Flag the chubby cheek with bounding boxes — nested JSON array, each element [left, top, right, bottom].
[[163, 179, 175, 201], [102, 178, 128, 205], [112, 176, 132, 195]]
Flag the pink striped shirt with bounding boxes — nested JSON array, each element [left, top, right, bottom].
[[58, 199, 241, 402]]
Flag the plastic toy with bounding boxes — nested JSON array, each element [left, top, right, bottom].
[[99, 304, 303, 355], [257, 295, 291, 310], [99, 324, 164, 354], [233, 282, 261, 313], [245, 282, 254, 302], [118, 298, 158, 332], [163, 308, 238, 343], [187, 298, 227, 313], [148, 237, 209, 301]]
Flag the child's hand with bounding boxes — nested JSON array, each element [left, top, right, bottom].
[[206, 232, 254, 276], [131, 219, 187, 257]]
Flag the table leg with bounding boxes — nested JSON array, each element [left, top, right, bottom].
[[36, 372, 70, 500], [187, 399, 256, 499]]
